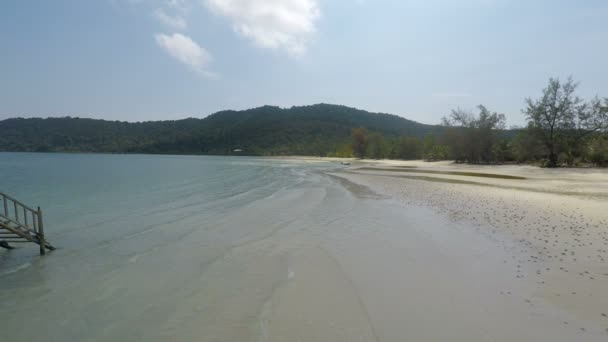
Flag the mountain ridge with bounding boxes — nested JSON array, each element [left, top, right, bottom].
[[0, 103, 443, 156]]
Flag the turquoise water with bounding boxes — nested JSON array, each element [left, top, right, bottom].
[[0, 153, 330, 233], [0, 153, 347, 340], [0, 153, 340, 267]]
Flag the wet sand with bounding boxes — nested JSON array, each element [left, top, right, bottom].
[[321, 160, 608, 340]]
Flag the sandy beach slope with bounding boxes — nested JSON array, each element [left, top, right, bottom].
[[310, 159, 608, 340]]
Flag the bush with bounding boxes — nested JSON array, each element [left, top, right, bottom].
[[586, 135, 608, 166]]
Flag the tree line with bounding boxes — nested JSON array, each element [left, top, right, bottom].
[[0, 104, 439, 155], [343, 78, 608, 167], [1, 81, 606, 166]]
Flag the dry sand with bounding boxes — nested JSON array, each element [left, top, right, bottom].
[[315, 159, 608, 340]]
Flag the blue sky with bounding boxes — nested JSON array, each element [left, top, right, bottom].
[[1, 0, 607, 125]]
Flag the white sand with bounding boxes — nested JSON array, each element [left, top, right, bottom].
[[315, 160, 608, 340]]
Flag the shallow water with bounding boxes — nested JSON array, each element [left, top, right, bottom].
[[0, 154, 341, 339], [0, 153, 600, 341]]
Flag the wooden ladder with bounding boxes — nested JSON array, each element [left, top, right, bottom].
[[0, 192, 55, 255]]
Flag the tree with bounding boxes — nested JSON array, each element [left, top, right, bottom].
[[333, 143, 353, 158], [0, 104, 439, 156], [524, 77, 608, 167], [586, 134, 608, 166], [422, 133, 449, 161], [511, 129, 546, 163], [351, 127, 369, 159], [561, 97, 608, 165], [422, 133, 436, 159], [365, 133, 389, 159], [492, 139, 514, 163], [441, 105, 506, 163], [393, 136, 422, 160], [428, 145, 449, 160]]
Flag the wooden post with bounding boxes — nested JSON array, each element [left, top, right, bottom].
[[37, 207, 46, 255], [33, 211, 38, 231]]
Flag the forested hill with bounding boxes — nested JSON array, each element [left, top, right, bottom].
[[0, 104, 441, 156]]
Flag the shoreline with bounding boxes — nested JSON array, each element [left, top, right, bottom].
[[2, 151, 607, 171], [2, 155, 607, 341], [323, 162, 608, 338], [256, 165, 608, 341], [8, 151, 607, 182]]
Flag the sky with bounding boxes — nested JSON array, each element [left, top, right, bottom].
[[1, 0, 607, 126]]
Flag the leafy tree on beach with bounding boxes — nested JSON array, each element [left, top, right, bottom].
[[393, 136, 422, 160], [332, 143, 354, 158], [422, 133, 436, 158], [421, 133, 450, 161], [524, 78, 608, 167], [585, 134, 608, 166], [365, 132, 389, 159], [441, 105, 506, 163], [511, 129, 546, 163], [351, 127, 369, 159]]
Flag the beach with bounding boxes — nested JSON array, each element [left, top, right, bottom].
[[1, 154, 607, 341], [320, 159, 608, 340]]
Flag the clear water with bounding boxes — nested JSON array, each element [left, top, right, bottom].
[[0, 153, 346, 341]]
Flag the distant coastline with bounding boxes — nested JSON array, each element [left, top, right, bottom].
[[2, 84, 607, 168]]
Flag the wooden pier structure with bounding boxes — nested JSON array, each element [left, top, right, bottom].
[[0, 192, 54, 255]]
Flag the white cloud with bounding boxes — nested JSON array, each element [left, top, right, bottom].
[[154, 8, 187, 29], [204, 0, 320, 55], [155, 33, 217, 78]]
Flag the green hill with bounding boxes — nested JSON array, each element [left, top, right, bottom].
[[0, 104, 441, 156]]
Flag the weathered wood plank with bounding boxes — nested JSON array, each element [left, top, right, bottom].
[[0, 193, 54, 254], [37, 207, 46, 255]]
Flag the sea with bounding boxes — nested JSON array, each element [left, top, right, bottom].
[[0, 153, 362, 341]]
